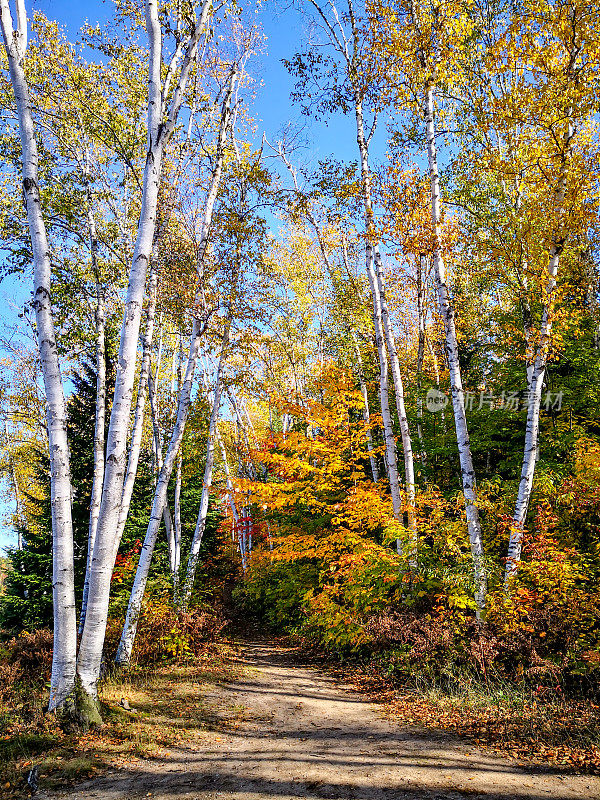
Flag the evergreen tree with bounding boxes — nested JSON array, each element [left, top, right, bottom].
[[1, 452, 53, 632], [1, 342, 155, 631]]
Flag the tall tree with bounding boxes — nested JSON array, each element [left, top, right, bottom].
[[77, 0, 217, 712], [0, 0, 77, 711], [370, 0, 487, 612]]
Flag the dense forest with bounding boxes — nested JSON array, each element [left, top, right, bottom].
[[0, 0, 599, 769]]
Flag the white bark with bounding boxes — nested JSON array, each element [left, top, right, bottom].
[[352, 90, 403, 529], [227, 388, 257, 480], [416, 255, 428, 464], [173, 452, 182, 577], [5, 420, 23, 548], [115, 315, 207, 664], [217, 430, 245, 570], [505, 131, 571, 584], [365, 246, 403, 522], [115, 260, 159, 544], [179, 326, 230, 609], [173, 333, 184, 584], [114, 70, 236, 664], [200, 363, 243, 569], [0, 0, 77, 710], [78, 0, 213, 697], [374, 248, 417, 563], [150, 322, 164, 475], [148, 369, 177, 572], [425, 84, 486, 615], [79, 207, 106, 636], [353, 337, 379, 483]]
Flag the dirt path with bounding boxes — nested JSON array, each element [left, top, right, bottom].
[[45, 641, 600, 800]]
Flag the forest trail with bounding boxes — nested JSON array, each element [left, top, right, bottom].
[[45, 641, 600, 800]]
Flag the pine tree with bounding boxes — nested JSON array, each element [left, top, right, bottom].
[[0, 341, 155, 630], [1, 453, 53, 632]]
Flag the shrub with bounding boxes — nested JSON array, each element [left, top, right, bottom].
[[232, 558, 319, 631], [0, 629, 53, 733], [104, 599, 227, 666]]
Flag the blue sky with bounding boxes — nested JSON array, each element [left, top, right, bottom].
[[0, 0, 375, 552]]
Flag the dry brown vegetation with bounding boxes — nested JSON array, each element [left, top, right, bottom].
[[0, 639, 239, 799]]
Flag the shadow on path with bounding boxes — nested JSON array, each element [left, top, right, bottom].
[[49, 641, 600, 800]]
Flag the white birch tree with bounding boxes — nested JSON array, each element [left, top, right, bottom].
[[77, 0, 218, 707], [179, 324, 230, 608], [299, 0, 417, 543], [115, 70, 237, 665], [0, 0, 78, 711]]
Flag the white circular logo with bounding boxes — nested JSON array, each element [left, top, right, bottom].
[[426, 388, 449, 413]]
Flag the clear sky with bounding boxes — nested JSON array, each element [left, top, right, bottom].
[[0, 0, 373, 552]]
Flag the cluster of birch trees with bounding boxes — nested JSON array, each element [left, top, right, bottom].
[[0, 0, 266, 719], [1, 0, 599, 717]]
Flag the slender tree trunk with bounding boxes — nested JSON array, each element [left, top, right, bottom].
[[179, 326, 230, 609], [148, 370, 177, 571], [227, 388, 256, 480], [216, 428, 244, 569], [114, 314, 208, 664], [80, 280, 106, 635], [506, 135, 570, 583], [200, 363, 242, 568], [78, 0, 214, 699], [150, 324, 164, 475], [0, 0, 77, 711], [173, 334, 184, 588], [115, 259, 158, 544], [353, 336, 379, 482], [79, 148, 106, 635], [416, 255, 427, 464], [425, 83, 486, 615], [173, 453, 182, 573], [77, 26, 166, 699], [366, 246, 403, 523], [352, 92, 403, 531], [5, 421, 23, 548], [374, 248, 417, 563], [115, 69, 236, 664]]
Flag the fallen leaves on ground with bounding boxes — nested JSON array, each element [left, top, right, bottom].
[[325, 661, 600, 775], [0, 643, 239, 799]]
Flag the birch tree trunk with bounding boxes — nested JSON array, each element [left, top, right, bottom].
[[79, 272, 106, 636], [0, 0, 77, 712], [352, 91, 404, 530], [115, 70, 236, 664], [374, 248, 417, 563], [303, 0, 407, 528], [200, 363, 242, 567], [365, 246, 403, 522], [79, 147, 106, 635], [179, 327, 230, 609], [148, 370, 177, 572], [416, 255, 427, 464], [115, 314, 208, 664], [505, 132, 571, 584], [425, 83, 486, 615], [217, 430, 245, 570], [78, 0, 213, 701], [173, 334, 184, 585], [353, 336, 379, 483], [115, 260, 158, 545], [4, 421, 23, 549]]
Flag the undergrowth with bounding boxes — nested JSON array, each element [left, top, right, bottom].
[[0, 605, 233, 799]]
